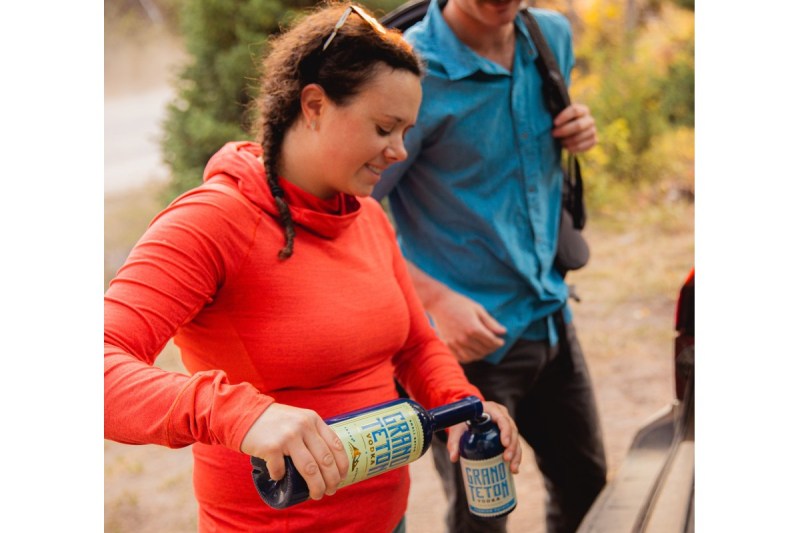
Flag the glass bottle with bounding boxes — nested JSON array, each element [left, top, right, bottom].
[[459, 412, 517, 518], [251, 395, 483, 509]]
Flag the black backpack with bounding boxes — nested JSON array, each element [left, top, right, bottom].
[[380, 0, 589, 277]]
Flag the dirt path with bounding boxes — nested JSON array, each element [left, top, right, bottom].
[[105, 86, 174, 194], [104, 22, 183, 194]]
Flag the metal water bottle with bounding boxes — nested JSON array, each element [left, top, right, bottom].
[[459, 412, 517, 518], [251, 395, 483, 509]]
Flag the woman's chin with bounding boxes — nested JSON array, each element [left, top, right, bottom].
[[353, 185, 376, 198]]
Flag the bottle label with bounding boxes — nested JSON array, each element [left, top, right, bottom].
[[330, 403, 424, 487], [460, 455, 517, 517]]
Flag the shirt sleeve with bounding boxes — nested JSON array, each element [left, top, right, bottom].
[[369, 208, 483, 409], [529, 8, 575, 86], [104, 187, 274, 451]]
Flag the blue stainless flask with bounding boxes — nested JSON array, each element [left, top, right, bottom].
[[459, 413, 517, 518]]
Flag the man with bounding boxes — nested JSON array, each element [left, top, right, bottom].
[[373, 0, 607, 532]]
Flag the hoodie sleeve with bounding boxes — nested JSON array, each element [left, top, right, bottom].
[[363, 203, 483, 409], [104, 186, 273, 451]]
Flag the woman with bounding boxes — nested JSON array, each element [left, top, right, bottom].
[[104, 3, 521, 532]]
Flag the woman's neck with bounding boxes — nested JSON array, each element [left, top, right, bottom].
[[276, 123, 335, 199]]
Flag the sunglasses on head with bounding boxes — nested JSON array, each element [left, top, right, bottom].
[[322, 4, 387, 52]]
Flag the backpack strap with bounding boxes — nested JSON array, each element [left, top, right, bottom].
[[380, 0, 441, 30], [520, 10, 571, 116], [520, 10, 586, 230]]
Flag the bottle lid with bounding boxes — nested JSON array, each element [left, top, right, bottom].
[[428, 395, 483, 430], [467, 412, 492, 428]]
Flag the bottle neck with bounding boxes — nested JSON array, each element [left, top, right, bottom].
[[428, 396, 483, 431], [466, 412, 494, 431]]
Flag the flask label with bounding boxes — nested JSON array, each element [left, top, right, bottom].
[[460, 455, 517, 517], [331, 403, 424, 487]]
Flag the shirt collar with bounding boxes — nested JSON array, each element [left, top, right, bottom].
[[411, 1, 537, 80]]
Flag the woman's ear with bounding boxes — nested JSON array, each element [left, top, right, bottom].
[[300, 84, 326, 131]]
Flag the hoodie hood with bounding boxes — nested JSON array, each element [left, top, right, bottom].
[[202, 141, 362, 239]]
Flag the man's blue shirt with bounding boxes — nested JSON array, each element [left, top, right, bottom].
[[373, 1, 575, 364]]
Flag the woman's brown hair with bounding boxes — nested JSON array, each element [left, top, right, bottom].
[[255, 2, 424, 260]]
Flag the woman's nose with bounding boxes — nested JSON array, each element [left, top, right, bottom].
[[385, 137, 408, 163]]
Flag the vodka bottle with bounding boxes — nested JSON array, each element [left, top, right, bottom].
[[459, 413, 517, 518], [251, 395, 483, 509]]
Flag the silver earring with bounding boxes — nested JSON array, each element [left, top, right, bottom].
[[310, 120, 318, 131]]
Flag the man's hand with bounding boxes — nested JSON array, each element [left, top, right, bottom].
[[552, 102, 598, 153], [428, 288, 507, 363], [405, 260, 506, 363], [241, 403, 350, 500]]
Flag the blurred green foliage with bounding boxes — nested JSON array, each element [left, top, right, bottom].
[[104, 0, 184, 34], [162, 0, 298, 199], [159, 0, 407, 201], [158, 0, 693, 209], [569, 0, 694, 211]]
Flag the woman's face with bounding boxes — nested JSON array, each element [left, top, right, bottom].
[[313, 64, 422, 198]]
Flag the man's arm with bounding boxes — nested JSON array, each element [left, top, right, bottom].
[[372, 98, 508, 363], [405, 260, 507, 363]]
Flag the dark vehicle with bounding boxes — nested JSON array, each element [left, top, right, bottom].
[[577, 270, 695, 533]]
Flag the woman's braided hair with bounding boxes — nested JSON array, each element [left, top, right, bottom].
[[254, 2, 424, 260]]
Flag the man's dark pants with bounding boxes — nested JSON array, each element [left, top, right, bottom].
[[432, 320, 607, 533]]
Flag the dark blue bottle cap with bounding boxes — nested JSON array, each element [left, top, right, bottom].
[[251, 456, 310, 509], [428, 395, 482, 431], [467, 412, 492, 428]]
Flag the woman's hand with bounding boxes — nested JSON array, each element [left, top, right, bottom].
[[445, 400, 522, 474], [241, 403, 350, 500]]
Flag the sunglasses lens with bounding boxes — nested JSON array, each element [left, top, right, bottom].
[[323, 5, 387, 52]]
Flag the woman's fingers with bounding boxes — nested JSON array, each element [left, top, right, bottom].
[[483, 401, 522, 474], [264, 452, 287, 481], [240, 403, 348, 499], [287, 442, 328, 499], [319, 419, 350, 478], [446, 423, 468, 462], [301, 421, 348, 496], [445, 402, 523, 475]]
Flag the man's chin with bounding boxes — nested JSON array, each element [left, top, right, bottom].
[[481, 0, 516, 6]]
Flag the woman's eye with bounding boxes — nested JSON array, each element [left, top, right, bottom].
[[376, 126, 392, 137]]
